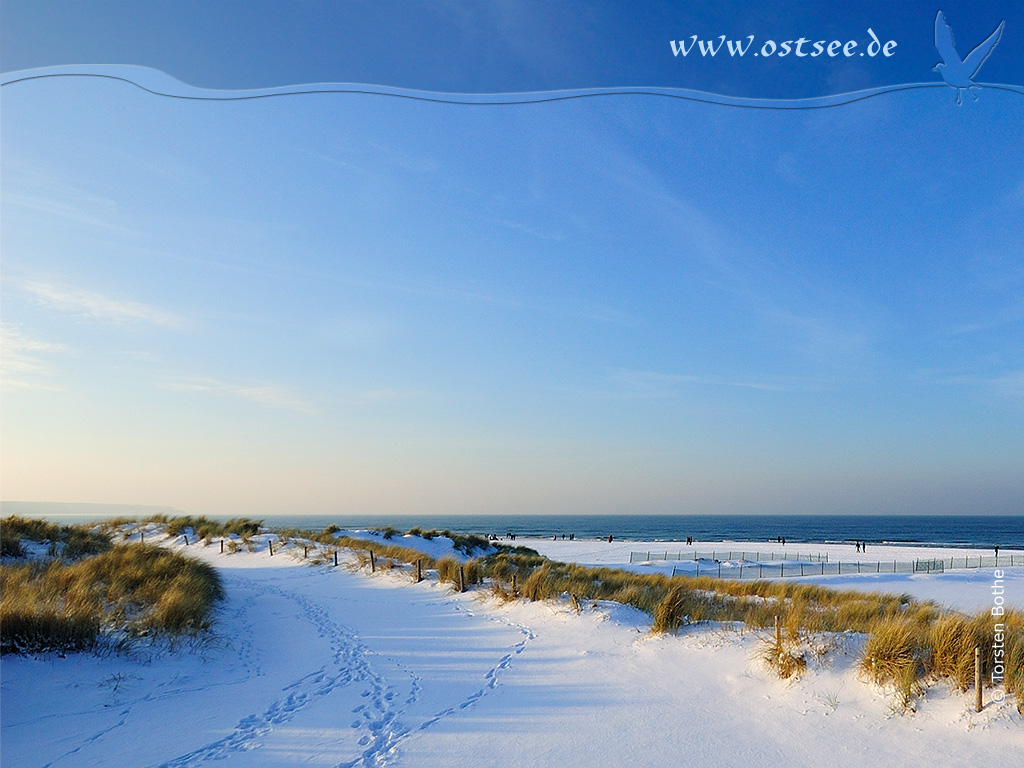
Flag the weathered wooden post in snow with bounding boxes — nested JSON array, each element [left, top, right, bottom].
[[975, 647, 983, 712], [459, 565, 466, 592], [416, 559, 422, 582], [370, 550, 376, 573]]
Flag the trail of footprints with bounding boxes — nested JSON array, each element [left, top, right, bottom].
[[416, 625, 535, 733], [40, 585, 269, 768], [152, 573, 536, 768]]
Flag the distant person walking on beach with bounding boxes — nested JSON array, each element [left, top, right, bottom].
[[608, 534, 613, 543]]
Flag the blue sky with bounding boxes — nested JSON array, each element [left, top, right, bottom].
[[1, 4, 1023, 517]]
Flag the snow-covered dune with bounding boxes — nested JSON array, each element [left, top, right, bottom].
[[1, 534, 1019, 768]]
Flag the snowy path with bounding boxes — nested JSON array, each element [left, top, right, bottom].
[[1, 548, 532, 768], [2, 541, 1021, 767]]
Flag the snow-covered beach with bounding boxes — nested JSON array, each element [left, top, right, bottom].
[[2, 531, 1021, 768]]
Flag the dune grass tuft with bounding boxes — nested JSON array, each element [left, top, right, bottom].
[[757, 623, 808, 680], [1, 545, 223, 654], [435, 556, 461, 587], [2, 516, 111, 560], [859, 616, 929, 710]]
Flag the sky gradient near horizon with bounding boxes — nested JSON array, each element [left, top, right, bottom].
[[2, 14, 1023, 518]]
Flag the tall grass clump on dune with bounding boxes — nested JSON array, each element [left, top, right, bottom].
[[435, 556, 461, 587], [0, 563, 102, 654], [859, 616, 929, 710], [155, 515, 262, 540], [1, 545, 224, 654], [1, 516, 111, 560], [652, 585, 698, 634], [852, 608, 1024, 712], [756, 619, 808, 680], [929, 612, 991, 691]]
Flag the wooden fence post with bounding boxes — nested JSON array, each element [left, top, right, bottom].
[[269, 541, 274, 556], [333, 549, 338, 567], [459, 566, 465, 593], [303, 545, 308, 559], [416, 559, 422, 582], [775, 615, 781, 646], [183, 534, 189, 545], [975, 647, 983, 712], [512, 573, 518, 595], [140, 531, 144, 544], [370, 550, 376, 573], [220, 539, 224, 554]]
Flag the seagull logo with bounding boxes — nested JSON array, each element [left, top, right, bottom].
[[933, 10, 1005, 104]]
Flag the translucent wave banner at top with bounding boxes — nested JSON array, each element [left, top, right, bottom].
[[2, 65, 1022, 110], [1, 2, 1022, 104]]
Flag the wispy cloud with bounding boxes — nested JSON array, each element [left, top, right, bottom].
[[21, 281, 184, 328], [161, 376, 315, 413], [351, 387, 423, 404], [930, 368, 1024, 398], [489, 217, 565, 242], [0, 323, 66, 389], [948, 305, 1024, 335], [764, 308, 870, 369], [608, 368, 799, 398], [2, 162, 135, 235], [990, 370, 1024, 398]]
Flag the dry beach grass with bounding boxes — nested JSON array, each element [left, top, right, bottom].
[[2, 514, 1020, 713], [1, 518, 223, 654]]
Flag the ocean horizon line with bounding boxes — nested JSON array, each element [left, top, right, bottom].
[[4, 504, 1021, 549]]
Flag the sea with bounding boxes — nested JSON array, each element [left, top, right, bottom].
[[260, 514, 1024, 549], [7, 502, 1023, 549]]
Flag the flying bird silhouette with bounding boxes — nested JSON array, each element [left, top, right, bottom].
[[933, 11, 1005, 104]]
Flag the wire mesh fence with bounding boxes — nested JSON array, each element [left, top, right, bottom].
[[630, 550, 828, 564], [630, 553, 1024, 580], [665, 559, 948, 579]]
